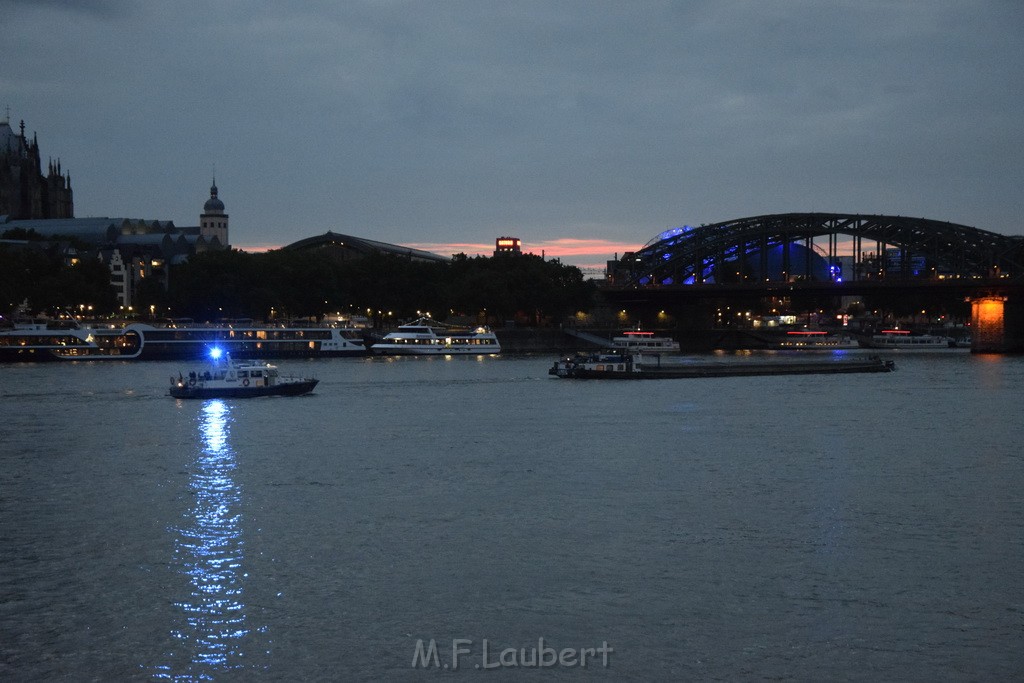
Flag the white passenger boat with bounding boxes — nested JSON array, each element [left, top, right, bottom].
[[611, 329, 680, 353], [775, 330, 859, 349], [168, 349, 318, 399], [371, 317, 501, 355], [857, 329, 951, 350]]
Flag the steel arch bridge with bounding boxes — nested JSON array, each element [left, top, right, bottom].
[[617, 213, 1024, 288]]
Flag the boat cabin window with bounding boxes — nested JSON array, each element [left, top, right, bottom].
[[251, 370, 263, 377], [238, 371, 249, 378]]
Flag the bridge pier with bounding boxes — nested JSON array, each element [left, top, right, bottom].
[[970, 296, 1024, 353]]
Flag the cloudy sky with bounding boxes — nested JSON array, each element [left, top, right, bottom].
[[5, 0, 1022, 268]]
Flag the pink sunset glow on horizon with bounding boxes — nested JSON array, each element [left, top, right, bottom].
[[233, 237, 644, 271], [407, 238, 644, 270]]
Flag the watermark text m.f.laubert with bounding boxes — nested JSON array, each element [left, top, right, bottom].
[[412, 637, 613, 670]]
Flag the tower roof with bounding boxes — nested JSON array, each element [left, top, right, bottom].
[[203, 178, 225, 213]]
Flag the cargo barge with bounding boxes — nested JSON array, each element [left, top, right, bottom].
[[549, 351, 895, 379]]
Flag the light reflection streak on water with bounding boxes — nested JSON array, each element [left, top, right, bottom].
[[153, 399, 249, 681]]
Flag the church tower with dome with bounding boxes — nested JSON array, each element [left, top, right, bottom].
[[199, 176, 228, 246]]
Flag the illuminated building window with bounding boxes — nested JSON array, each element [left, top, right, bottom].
[[494, 236, 522, 256]]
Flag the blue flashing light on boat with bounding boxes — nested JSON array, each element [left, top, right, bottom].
[[209, 347, 223, 360]]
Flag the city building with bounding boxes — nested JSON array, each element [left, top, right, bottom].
[[2, 113, 458, 313], [1, 185, 228, 309]]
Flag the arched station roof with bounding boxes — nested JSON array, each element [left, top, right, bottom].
[[283, 231, 449, 263]]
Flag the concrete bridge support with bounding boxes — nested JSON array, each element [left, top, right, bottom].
[[971, 295, 1024, 353]]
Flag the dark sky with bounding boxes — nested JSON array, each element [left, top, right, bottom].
[[5, 0, 1023, 265]]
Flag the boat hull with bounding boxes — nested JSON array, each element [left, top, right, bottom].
[[168, 379, 319, 399], [857, 342, 951, 350], [370, 345, 500, 355], [550, 356, 895, 379], [140, 345, 366, 360], [130, 323, 368, 360]]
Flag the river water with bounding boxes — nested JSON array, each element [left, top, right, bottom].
[[1, 351, 1022, 681]]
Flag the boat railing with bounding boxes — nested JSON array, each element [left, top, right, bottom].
[[139, 318, 356, 330]]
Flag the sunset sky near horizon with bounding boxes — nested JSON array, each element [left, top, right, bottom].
[[5, 1, 1023, 267], [234, 236, 644, 271]]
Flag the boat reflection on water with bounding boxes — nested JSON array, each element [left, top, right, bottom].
[[153, 399, 256, 680]]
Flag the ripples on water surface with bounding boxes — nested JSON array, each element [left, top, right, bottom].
[[1, 352, 1022, 680]]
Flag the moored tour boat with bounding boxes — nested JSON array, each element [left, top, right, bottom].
[[371, 317, 501, 355], [857, 329, 951, 350], [611, 329, 680, 353], [0, 318, 368, 361], [774, 330, 859, 349], [0, 319, 142, 361], [168, 349, 318, 398], [549, 350, 895, 379], [129, 321, 367, 359]]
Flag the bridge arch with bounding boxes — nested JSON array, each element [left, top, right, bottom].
[[620, 213, 1024, 287]]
